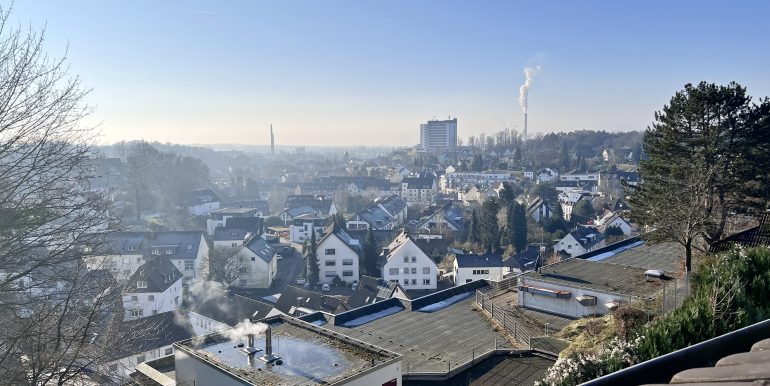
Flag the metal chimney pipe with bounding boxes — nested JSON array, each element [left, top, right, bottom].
[[248, 333, 255, 348], [264, 326, 273, 356]]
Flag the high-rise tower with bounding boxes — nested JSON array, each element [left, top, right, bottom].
[[270, 124, 275, 154]]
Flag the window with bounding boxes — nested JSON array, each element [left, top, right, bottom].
[[239, 267, 247, 273], [422, 267, 430, 274], [389, 268, 399, 275], [403, 257, 409, 263], [403, 268, 409, 274], [411, 279, 416, 285], [130, 309, 143, 318], [567, 245, 572, 249], [402, 279, 408, 285], [342, 259, 353, 266], [136, 281, 147, 289], [166, 249, 173, 255], [325, 271, 337, 278], [136, 355, 145, 364], [325, 249, 336, 255], [425, 279, 432, 285], [136, 257, 142, 264], [343, 271, 353, 277], [251, 256, 256, 261], [152, 249, 160, 255], [411, 256, 417, 263], [164, 348, 173, 356], [411, 267, 417, 274], [232, 242, 238, 248], [184, 261, 194, 270], [324, 260, 336, 266], [148, 295, 155, 301], [174, 296, 179, 305]]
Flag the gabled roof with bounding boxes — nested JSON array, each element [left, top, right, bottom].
[[346, 275, 407, 309], [123, 257, 183, 293], [504, 247, 540, 271], [317, 226, 360, 254], [283, 205, 317, 219], [455, 253, 504, 268], [189, 288, 273, 326], [377, 195, 407, 216], [566, 227, 606, 250], [244, 235, 276, 263], [273, 285, 349, 315], [283, 195, 335, 213], [353, 205, 394, 231], [213, 227, 250, 242], [106, 311, 193, 362], [186, 188, 220, 207], [223, 216, 262, 234], [106, 231, 206, 260], [413, 238, 450, 257], [402, 177, 435, 190]]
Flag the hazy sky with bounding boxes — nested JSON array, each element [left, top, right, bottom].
[[12, 1, 770, 146]]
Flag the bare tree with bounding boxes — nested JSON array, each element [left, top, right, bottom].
[[207, 247, 242, 286], [0, 6, 130, 384]]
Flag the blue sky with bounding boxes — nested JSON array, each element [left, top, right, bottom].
[[12, 1, 770, 146]]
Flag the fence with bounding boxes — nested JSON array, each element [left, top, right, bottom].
[[475, 290, 536, 348], [660, 274, 690, 314]]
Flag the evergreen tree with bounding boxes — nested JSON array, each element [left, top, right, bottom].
[[334, 212, 346, 229], [467, 209, 481, 243], [559, 143, 570, 169], [362, 228, 379, 276], [479, 199, 501, 253], [512, 202, 528, 253], [499, 182, 517, 208], [501, 203, 516, 246], [307, 227, 320, 286], [628, 82, 770, 271], [470, 154, 484, 172]]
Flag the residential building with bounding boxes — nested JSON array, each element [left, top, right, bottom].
[[346, 195, 407, 231], [314, 226, 361, 285], [382, 231, 438, 290], [88, 231, 209, 284], [503, 246, 541, 275], [206, 207, 262, 235], [595, 211, 633, 235], [414, 201, 465, 239], [288, 215, 332, 243], [212, 227, 252, 251], [400, 176, 436, 206], [188, 288, 273, 336], [270, 285, 349, 317], [525, 197, 552, 222], [279, 194, 337, 222], [420, 118, 457, 150], [121, 257, 183, 321], [234, 235, 277, 288], [345, 275, 409, 309], [554, 227, 607, 258], [453, 253, 504, 285], [559, 192, 589, 221], [187, 188, 221, 216]]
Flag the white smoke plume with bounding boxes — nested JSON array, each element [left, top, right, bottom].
[[221, 320, 269, 342], [519, 65, 541, 113]]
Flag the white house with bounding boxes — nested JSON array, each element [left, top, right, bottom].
[[596, 211, 633, 235], [453, 254, 504, 285], [314, 227, 361, 285], [187, 188, 220, 216], [279, 195, 337, 222], [234, 235, 278, 288], [289, 215, 331, 243], [346, 195, 407, 231], [536, 168, 559, 183], [382, 231, 437, 290], [88, 231, 209, 284], [206, 207, 261, 235], [400, 176, 436, 206], [414, 201, 465, 239], [121, 257, 183, 321], [554, 227, 607, 258], [212, 227, 252, 251]]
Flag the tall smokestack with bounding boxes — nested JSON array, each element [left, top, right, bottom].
[[270, 125, 275, 154], [519, 66, 540, 140]]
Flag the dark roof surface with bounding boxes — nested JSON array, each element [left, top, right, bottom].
[[273, 285, 348, 315], [244, 236, 276, 263], [710, 212, 770, 252], [569, 227, 606, 250], [213, 227, 250, 242], [455, 253, 504, 268], [189, 288, 273, 326], [602, 241, 683, 274], [106, 311, 193, 362], [346, 275, 403, 309], [413, 353, 553, 386], [504, 247, 540, 271], [123, 257, 183, 293]]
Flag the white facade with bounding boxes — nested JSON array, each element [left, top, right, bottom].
[[453, 263, 503, 285], [289, 220, 326, 243], [560, 172, 601, 184], [101, 343, 178, 380], [315, 234, 360, 285], [554, 232, 606, 258], [382, 233, 437, 290], [86, 253, 145, 282], [235, 244, 278, 288], [122, 279, 183, 321], [518, 277, 630, 318], [596, 212, 633, 235], [188, 200, 220, 216], [189, 311, 231, 336], [420, 118, 457, 150]]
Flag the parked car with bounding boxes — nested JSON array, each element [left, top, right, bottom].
[[321, 283, 331, 292], [296, 277, 306, 285], [351, 280, 359, 290], [276, 254, 283, 261], [303, 282, 311, 289]]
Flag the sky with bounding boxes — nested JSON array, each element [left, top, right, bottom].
[[11, 1, 770, 147]]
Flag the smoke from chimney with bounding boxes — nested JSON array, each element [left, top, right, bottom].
[[519, 66, 541, 139]]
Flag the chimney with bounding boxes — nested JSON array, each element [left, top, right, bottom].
[[259, 325, 281, 364], [240, 333, 261, 355]]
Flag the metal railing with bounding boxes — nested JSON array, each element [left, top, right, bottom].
[[475, 290, 534, 348]]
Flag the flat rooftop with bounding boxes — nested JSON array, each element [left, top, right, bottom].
[[522, 258, 669, 298], [601, 241, 683, 274], [326, 295, 516, 374], [175, 316, 399, 385]]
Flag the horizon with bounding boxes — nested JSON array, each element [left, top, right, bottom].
[[12, 1, 770, 146]]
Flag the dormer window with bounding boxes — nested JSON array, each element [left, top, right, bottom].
[[187, 244, 193, 250], [152, 249, 160, 255], [137, 281, 147, 289], [166, 249, 173, 255]]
